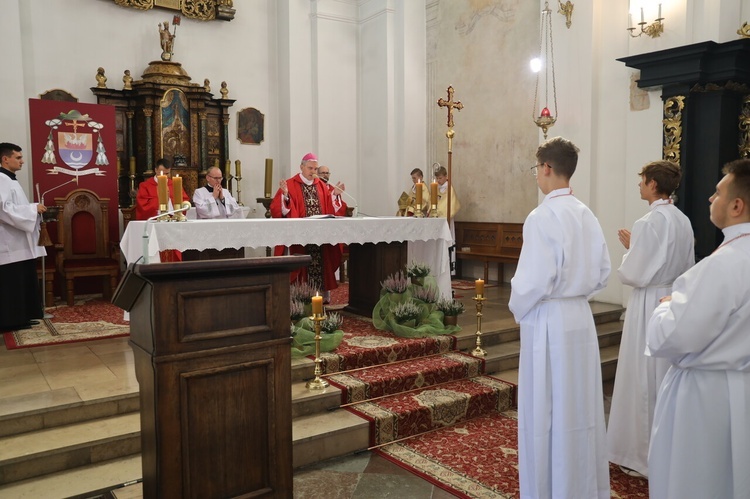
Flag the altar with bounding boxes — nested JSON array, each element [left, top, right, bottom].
[[120, 217, 453, 314]]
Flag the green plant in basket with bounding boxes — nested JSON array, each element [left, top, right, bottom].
[[412, 284, 439, 304], [321, 312, 343, 334], [381, 270, 409, 294], [437, 298, 466, 316], [405, 261, 431, 278], [391, 300, 422, 324]]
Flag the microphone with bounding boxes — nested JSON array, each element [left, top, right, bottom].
[[141, 203, 191, 264], [314, 174, 359, 217]]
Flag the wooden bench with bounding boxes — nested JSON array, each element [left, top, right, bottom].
[[454, 222, 523, 283]]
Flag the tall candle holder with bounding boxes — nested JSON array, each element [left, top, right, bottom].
[[430, 202, 438, 218], [256, 197, 272, 218], [129, 173, 136, 207], [306, 311, 329, 390], [235, 173, 244, 206], [472, 295, 487, 357]]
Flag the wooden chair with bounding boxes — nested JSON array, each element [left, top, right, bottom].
[[55, 189, 120, 306]]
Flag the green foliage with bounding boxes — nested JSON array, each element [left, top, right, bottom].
[[405, 261, 431, 278], [436, 297, 466, 316]]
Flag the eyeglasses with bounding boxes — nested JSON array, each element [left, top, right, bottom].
[[207, 175, 223, 180], [318, 171, 330, 176], [530, 163, 545, 178]]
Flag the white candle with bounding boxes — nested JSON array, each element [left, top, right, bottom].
[[658, 3, 662, 19], [628, 13, 633, 28], [640, 7, 644, 23]]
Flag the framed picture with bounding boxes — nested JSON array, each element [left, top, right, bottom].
[[237, 107, 264, 145]]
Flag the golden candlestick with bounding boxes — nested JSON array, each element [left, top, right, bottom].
[[306, 312, 329, 390], [129, 173, 136, 207], [472, 295, 487, 357]]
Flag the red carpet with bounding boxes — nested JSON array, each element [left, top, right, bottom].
[[319, 315, 456, 373], [347, 375, 515, 446], [377, 410, 649, 498], [327, 282, 348, 310], [328, 351, 485, 404], [3, 297, 129, 349]]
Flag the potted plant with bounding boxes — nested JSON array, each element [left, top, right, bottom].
[[405, 261, 431, 286], [380, 270, 410, 294], [437, 298, 465, 326], [391, 300, 422, 327]]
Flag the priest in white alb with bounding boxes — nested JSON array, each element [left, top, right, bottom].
[[509, 137, 611, 499], [607, 160, 694, 477], [646, 158, 750, 499], [193, 166, 244, 219]]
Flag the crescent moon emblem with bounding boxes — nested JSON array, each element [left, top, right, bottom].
[[70, 151, 83, 161]]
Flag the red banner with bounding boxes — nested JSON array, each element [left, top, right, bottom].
[[28, 99, 119, 243]]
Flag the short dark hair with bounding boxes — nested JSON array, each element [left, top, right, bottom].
[[536, 136, 579, 179], [410, 168, 423, 177], [435, 166, 447, 177], [639, 160, 682, 196], [155, 157, 172, 169], [722, 158, 750, 207], [0, 142, 22, 161]]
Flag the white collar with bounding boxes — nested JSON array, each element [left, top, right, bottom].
[[298, 173, 314, 186], [649, 198, 672, 210]]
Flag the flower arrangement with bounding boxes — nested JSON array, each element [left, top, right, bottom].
[[436, 298, 466, 316], [405, 261, 431, 278], [391, 300, 422, 323], [290, 300, 306, 321], [290, 282, 319, 303], [321, 312, 343, 334], [412, 284, 439, 304], [380, 270, 409, 294]]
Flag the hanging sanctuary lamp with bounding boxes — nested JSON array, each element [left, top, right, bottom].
[[532, 2, 558, 139]]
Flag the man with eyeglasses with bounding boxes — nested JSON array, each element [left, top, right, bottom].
[[270, 153, 343, 301], [509, 136, 611, 499], [193, 166, 243, 219], [316, 165, 347, 217]]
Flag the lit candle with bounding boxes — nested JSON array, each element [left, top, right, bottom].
[[264, 158, 273, 198], [235, 159, 241, 178], [475, 279, 484, 298], [415, 180, 423, 209], [172, 174, 182, 209], [312, 293, 323, 315], [157, 172, 168, 209], [225, 160, 231, 180], [430, 181, 438, 204], [129, 157, 136, 176]]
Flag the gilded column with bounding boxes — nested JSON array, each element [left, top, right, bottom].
[[662, 96, 685, 163], [222, 116, 230, 164], [126, 110, 135, 160], [739, 95, 750, 158], [144, 108, 154, 174], [199, 111, 208, 171]]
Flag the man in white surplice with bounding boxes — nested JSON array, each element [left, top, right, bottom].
[[607, 160, 694, 478], [509, 137, 611, 499], [193, 166, 243, 219], [646, 159, 750, 499]]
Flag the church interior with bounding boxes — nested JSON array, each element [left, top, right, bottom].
[[2, 0, 750, 497]]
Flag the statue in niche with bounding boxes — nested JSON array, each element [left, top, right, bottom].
[[96, 67, 107, 88], [123, 70, 133, 90], [159, 21, 176, 61]]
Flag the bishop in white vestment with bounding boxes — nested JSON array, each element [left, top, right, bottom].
[[646, 159, 750, 499], [607, 161, 694, 477], [510, 137, 611, 499]]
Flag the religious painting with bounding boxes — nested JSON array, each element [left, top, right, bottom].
[[237, 107, 264, 145], [160, 88, 191, 160], [28, 98, 119, 243]]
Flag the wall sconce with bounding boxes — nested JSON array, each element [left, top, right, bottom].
[[628, 3, 664, 38], [558, 1, 573, 29]]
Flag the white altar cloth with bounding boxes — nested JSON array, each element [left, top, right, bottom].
[[120, 217, 453, 299]]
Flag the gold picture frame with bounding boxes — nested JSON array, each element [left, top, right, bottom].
[[237, 107, 264, 145]]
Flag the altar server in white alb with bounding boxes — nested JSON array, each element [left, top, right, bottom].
[[0, 142, 47, 332], [193, 166, 244, 219], [509, 137, 611, 499], [607, 160, 694, 478], [646, 158, 750, 499]]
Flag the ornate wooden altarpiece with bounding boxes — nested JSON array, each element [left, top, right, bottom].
[[92, 60, 234, 218]]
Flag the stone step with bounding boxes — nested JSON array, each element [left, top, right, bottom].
[[0, 455, 142, 498], [0, 412, 141, 485]]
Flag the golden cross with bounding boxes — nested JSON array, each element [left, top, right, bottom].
[[437, 86, 464, 128]]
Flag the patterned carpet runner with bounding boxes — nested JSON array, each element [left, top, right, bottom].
[[3, 296, 129, 349], [347, 376, 515, 447], [376, 410, 650, 498], [329, 352, 485, 404], [318, 316, 456, 374]]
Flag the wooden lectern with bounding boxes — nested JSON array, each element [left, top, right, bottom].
[[114, 255, 310, 499]]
